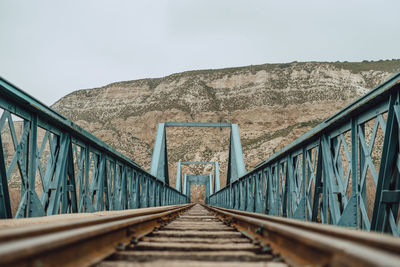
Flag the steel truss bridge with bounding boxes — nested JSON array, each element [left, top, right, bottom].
[[0, 73, 400, 266]]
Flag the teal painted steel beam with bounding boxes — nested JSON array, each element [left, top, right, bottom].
[[214, 162, 220, 191], [0, 77, 188, 219], [183, 174, 188, 197], [252, 72, 400, 173], [165, 122, 231, 127], [0, 77, 146, 173], [0, 131, 12, 218], [184, 174, 212, 201], [209, 72, 400, 236], [176, 161, 221, 193], [209, 173, 213, 196], [371, 91, 400, 235], [226, 124, 246, 184], [180, 161, 217, 164], [150, 123, 169, 184], [175, 161, 182, 192], [151, 122, 246, 189]]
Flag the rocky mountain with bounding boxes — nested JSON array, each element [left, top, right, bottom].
[[52, 60, 400, 202]]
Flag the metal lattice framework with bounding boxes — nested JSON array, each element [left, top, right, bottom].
[[176, 161, 220, 193], [209, 73, 400, 236], [149, 122, 246, 185], [0, 77, 187, 219], [183, 174, 213, 202]]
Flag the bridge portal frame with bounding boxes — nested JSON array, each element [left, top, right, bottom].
[[183, 173, 213, 202], [149, 122, 245, 186], [176, 161, 220, 193]]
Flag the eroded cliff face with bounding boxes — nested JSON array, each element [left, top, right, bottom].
[[52, 60, 400, 202]]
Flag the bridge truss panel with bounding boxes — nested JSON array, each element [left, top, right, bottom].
[[176, 161, 220, 193], [150, 122, 246, 187], [209, 73, 400, 236], [0, 77, 188, 218], [183, 174, 213, 202]]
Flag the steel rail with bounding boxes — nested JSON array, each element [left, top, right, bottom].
[[0, 204, 190, 242], [205, 205, 400, 267], [0, 203, 194, 267]]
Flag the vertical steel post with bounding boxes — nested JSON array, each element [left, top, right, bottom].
[[371, 92, 400, 235], [0, 130, 11, 218], [150, 123, 169, 184], [176, 161, 182, 192], [214, 162, 220, 191]]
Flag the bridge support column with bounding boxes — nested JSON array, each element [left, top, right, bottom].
[[226, 124, 246, 185], [209, 174, 213, 195], [176, 162, 182, 192], [183, 174, 188, 197], [214, 162, 220, 191], [149, 123, 169, 184]]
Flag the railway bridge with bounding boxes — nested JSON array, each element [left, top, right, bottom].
[[0, 74, 400, 266]]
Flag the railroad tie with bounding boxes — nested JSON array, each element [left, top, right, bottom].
[[96, 204, 287, 267]]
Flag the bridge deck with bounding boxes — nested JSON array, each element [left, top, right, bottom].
[[98, 204, 285, 266], [0, 204, 400, 266]]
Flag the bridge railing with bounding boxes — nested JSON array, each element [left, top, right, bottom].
[[208, 73, 400, 236], [0, 77, 188, 218]]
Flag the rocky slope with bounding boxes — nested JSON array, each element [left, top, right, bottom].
[[52, 60, 400, 202]]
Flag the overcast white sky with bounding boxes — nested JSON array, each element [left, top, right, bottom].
[[1, 0, 399, 105]]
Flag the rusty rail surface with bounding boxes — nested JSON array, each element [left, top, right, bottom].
[[97, 204, 286, 266], [205, 205, 400, 267], [0, 203, 194, 267]]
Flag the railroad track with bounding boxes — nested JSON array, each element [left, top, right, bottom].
[[0, 204, 399, 266], [0, 204, 193, 267], [97, 204, 284, 267], [205, 205, 400, 267]]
